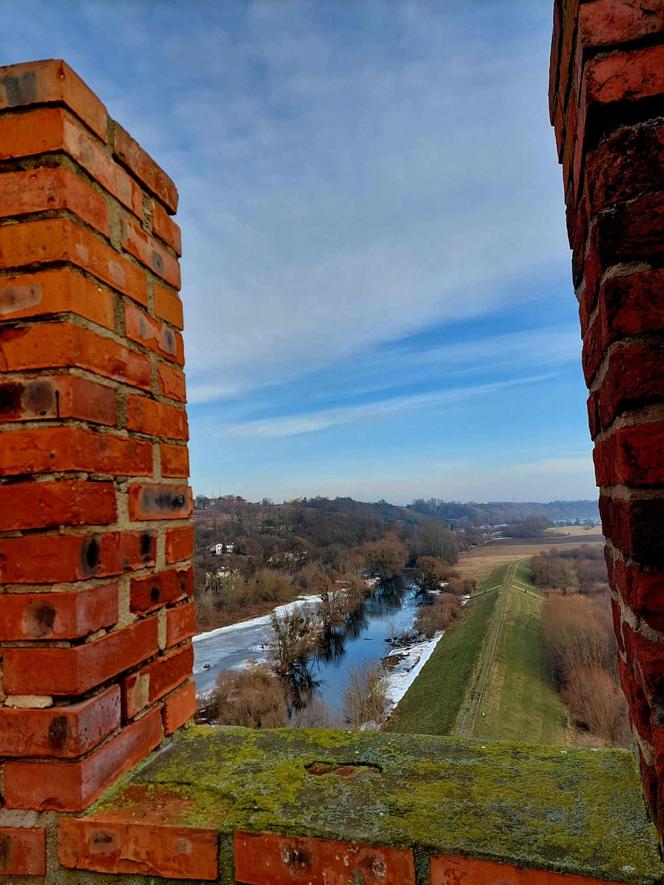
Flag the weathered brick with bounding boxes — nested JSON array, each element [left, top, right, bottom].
[[0, 59, 107, 140], [121, 214, 181, 288], [165, 525, 194, 564], [0, 685, 120, 757], [597, 342, 664, 431], [0, 321, 152, 390], [624, 623, 664, 706], [578, 0, 664, 52], [0, 530, 157, 584], [431, 852, 626, 884], [0, 217, 148, 305], [162, 679, 196, 735], [0, 165, 110, 236], [157, 361, 187, 402], [0, 267, 115, 328], [599, 495, 664, 569], [0, 479, 116, 531], [154, 282, 184, 329], [234, 832, 416, 885], [594, 423, 664, 489], [128, 483, 192, 521], [125, 301, 182, 363], [59, 814, 217, 879], [166, 602, 196, 648], [0, 581, 118, 641], [152, 200, 182, 255], [0, 426, 152, 477], [0, 375, 117, 426], [113, 122, 178, 212], [584, 43, 664, 110], [0, 827, 46, 876], [130, 566, 192, 614], [126, 395, 188, 440], [123, 644, 193, 719], [0, 106, 144, 217], [160, 442, 190, 478], [613, 557, 664, 632], [3, 616, 159, 695], [3, 707, 162, 812]]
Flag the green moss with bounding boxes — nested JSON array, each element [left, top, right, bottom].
[[89, 725, 663, 884]]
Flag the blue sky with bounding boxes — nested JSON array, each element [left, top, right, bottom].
[[1, 0, 595, 503]]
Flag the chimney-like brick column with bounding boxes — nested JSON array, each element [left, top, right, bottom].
[[549, 1, 664, 832], [0, 59, 195, 867]]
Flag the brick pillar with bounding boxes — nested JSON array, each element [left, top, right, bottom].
[[549, 0, 664, 831], [0, 59, 195, 847]]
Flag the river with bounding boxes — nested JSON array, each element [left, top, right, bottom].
[[193, 579, 434, 717]]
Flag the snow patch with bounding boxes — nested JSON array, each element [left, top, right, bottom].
[[382, 631, 444, 707]]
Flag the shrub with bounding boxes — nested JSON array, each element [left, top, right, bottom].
[[563, 665, 630, 747], [208, 666, 288, 728], [343, 662, 389, 728], [415, 593, 462, 639]]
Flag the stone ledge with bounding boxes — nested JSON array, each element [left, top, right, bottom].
[[57, 725, 664, 883]]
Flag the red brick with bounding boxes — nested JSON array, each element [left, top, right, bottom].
[[584, 43, 664, 110], [113, 122, 178, 212], [157, 361, 187, 401], [121, 214, 180, 288], [165, 525, 194, 564], [430, 853, 626, 884], [126, 395, 188, 440], [0, 59, 107, 141], [594, 423, 664, 488], [0, 374, 117, 426], [0, 106, 146, 219], [0, 581, 118, 640], [154, 282, 184, 329], [618, 654, 652, 745], [0, 479, 116, 531], [613, 557, 664, 632], [597, 342, 664, 431], [166, 602, 196, 647], [599, 495, 664, 569], [0, 217, 148, 305], [234, 832, 416, 885], [3, 616, 159, 696], [0, 321, 152, 390], [0, 266, 115, 328], [123, 644, 194, 719], [0, 166, 110, 236], [595, 193, 664, 266], [0, 685, 120, 757], [152, 200, 182, 255], [601, 267, 664, 343], [160, 442, 190, 478], [587, 390, 600, 440], [0, 827, 46, 876], [0, 426, 152, 477], [162, 680, 196, 734], [128, 483, 193, 521], [579, 0, 664, 52], [125, 301, 183, 362], [640, 748, 659, 825], [585, 120, 664, 216], [624, 623, 664, 704], [130, 566, 193, 613], [4, 707, 162, 812], [0, 529, 157, 584], [59, 815, 217, 880]]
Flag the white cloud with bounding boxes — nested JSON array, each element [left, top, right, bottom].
[[223, 372, 558, 439]]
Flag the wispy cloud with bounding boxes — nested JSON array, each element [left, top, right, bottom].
[[224, 372, 558, 438]]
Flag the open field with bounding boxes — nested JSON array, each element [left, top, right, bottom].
[[385, 573, 500, 736], [457, 534, 604, 583], [462, 560, 568, 744]]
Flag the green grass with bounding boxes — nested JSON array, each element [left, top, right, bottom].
[[470, 564, 568, 744], [386, 587, 499, 735], [387, 560, 568, 744]]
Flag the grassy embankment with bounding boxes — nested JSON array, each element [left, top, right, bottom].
[[387, 559, 568, 744], [385, 568, 502, 736]]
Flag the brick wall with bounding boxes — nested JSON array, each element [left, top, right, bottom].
[[549, 0, 664, 833], [0, 59, 194, 874]]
